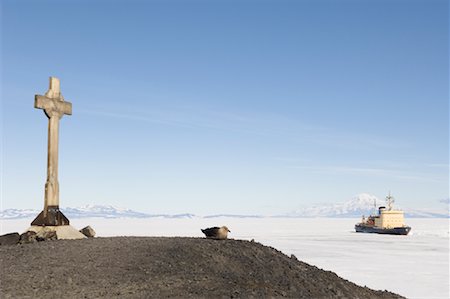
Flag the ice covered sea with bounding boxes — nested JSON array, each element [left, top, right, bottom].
[[2, 217, 448, 299]]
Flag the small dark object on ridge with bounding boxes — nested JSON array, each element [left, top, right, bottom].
[[201, 226, 230, 240], [20, 231, 37, 244], [80, 226, 96, 238], [36, 230, 57, 242]]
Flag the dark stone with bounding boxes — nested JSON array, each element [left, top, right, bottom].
[[36, 230, 57, 242], [0, 232, 20, 246], [79, 226, 96, 238], [20, 231, 37, 244]]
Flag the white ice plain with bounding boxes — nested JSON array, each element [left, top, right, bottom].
[[2, 217, 448, 299]]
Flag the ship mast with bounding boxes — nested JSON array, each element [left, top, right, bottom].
[[386, 191, 395, 210]]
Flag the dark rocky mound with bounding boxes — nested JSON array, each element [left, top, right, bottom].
[[0, 237, 404, 298]]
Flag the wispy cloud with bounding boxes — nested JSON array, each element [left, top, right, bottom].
[[287, 165, 444, 183], [439, 198, 450, 205], [426, 163, 449, 169], [76, 103, 406, 152], [77, 108, 199, 128], [76, 103, 330, 140]]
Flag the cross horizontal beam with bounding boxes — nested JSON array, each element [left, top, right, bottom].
[[35, 95, 72, 117]]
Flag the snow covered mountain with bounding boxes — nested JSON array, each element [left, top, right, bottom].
[[284, 193, 382, 218], [203, 214, 264, 218], [63, 205, 152, 218], [0, 205, 196, 220], [0, 208, 39, 219], [284, 193, 449, 218]]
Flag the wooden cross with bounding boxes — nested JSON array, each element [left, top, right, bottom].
[[31, 77, 72, 226]]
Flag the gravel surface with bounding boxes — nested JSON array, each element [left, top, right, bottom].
[[0, 237, 404, 298]]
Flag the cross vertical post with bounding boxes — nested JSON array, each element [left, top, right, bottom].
[[31, 77, 72, 226]]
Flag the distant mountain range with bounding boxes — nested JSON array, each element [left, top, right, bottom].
[[0, 205, 197, 220], [281, 193, 449, 218], [1, 194, 448, 219]]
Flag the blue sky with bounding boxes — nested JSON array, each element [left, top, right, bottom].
[[1, 0, 448, 214]]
